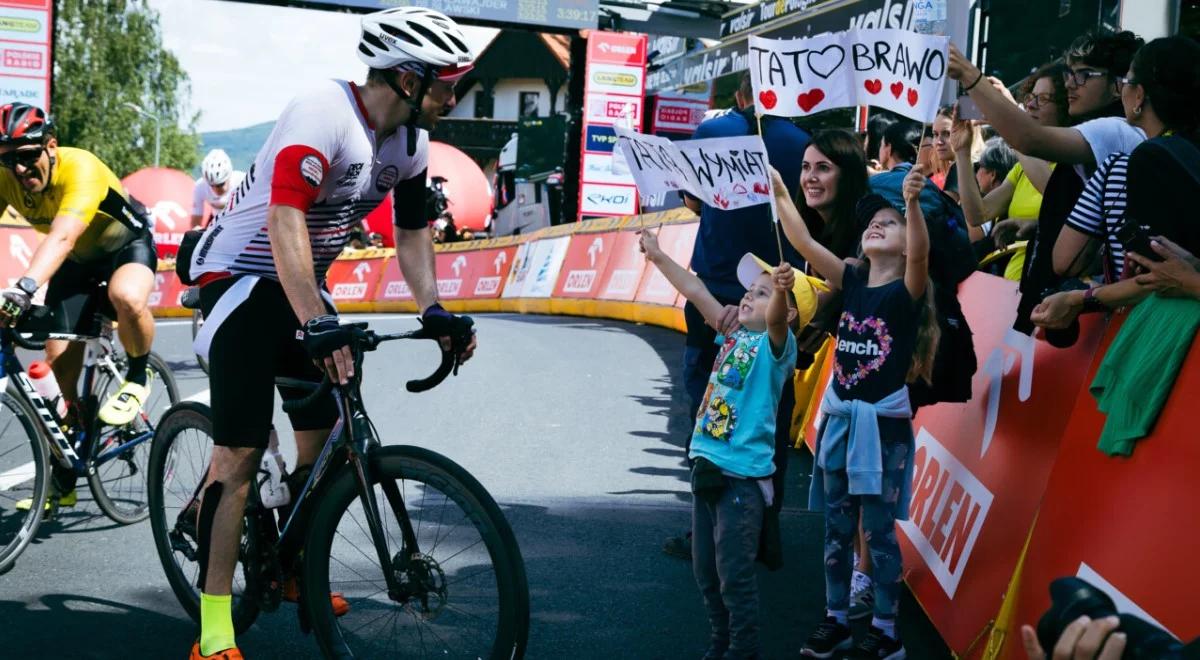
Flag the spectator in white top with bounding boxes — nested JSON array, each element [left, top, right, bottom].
[[191, 148, 246, 229], [947, 30, 1145, 172]]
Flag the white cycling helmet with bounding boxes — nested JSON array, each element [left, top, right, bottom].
[[357, 7, 474, 82], [202, 149, 233, 186]]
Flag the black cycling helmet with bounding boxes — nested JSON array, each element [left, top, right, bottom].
[[0, 103, 54, 146]]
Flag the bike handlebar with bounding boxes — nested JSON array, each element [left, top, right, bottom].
[[280, 320, 471, 414]]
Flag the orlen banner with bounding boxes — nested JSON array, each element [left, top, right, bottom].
[[376, 247, 518, 303], [121, 167, 197, 259], [326, 257, 385, 303], [0, 0, 52, 110], [555, 232, 619, 298], [578, 32, 646, 220], [894, 275, 1107, 653], [635, 222, 697, 305]]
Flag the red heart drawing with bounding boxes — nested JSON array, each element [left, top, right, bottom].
[[797, 89, 825, 112], [752, 181, 770, 195], [758, 90, 777, 110], [890, 81, 904, 99], [907, 88, 919, 107], [864, 79, 882, 95]]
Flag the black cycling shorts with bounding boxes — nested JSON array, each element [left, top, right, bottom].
[[44, 232, 157, 335], [198, 275, 339, 449]]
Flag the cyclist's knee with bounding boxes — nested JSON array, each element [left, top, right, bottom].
[[108, 286, 149, 318], [209, 445, 260, 485]]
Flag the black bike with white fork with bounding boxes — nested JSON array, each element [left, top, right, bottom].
[[0, 305, 179, 574], [147, 320, 529, 659]]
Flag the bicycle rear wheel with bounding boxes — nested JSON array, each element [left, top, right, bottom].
[[303, 445, 529, 659], [147, 402, 260, 632], [0, 382, 50, 574], [89, 351, 180, 524]]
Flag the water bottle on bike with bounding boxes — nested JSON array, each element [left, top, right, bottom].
[[28, 360, 67, 419], [258, 428, 290, 509]]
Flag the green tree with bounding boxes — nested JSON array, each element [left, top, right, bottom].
[[52, 0, 199, 177]]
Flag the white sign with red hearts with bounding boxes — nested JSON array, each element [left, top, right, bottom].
[[749, 28, 949, 123], [614, 126, 772, 211]]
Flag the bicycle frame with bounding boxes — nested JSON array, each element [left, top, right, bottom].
[[273, 374, 421, 602], [0, 323, 157, 478]]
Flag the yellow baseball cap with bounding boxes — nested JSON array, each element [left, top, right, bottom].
[[735, 253, 829, 328]]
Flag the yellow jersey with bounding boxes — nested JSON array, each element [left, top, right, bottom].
[[0, 146, 148, 262]]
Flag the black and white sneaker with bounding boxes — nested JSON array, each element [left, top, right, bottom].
[[850, 626, 906, 659], [800, 617, 853, 658]]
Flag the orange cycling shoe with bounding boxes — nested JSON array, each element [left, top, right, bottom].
[[189, 641, 243, 659], [282, 576, 350, 617]]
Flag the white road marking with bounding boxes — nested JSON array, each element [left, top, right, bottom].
[[0, 461, 36, 491]]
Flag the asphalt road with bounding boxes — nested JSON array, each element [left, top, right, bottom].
[[2, 313, 951, 659]]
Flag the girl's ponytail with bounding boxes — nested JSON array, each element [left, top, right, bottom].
[[907, 282, 941, 385]]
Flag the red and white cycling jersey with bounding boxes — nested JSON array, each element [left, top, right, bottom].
[[190, 79, 428, 282]]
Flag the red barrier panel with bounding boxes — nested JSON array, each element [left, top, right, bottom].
[[375, 247, 517, 302], [326, 257, 386, 304], [0, 225, 41, 287], [635, 223, 697, 305], [596, 231, 648, 301], [149, 269, 185, 310], [1005, 312, 1200, 654], [555, 232, 620, 299]]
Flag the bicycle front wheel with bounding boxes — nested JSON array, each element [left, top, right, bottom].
[[147, 402, 260, 632], [303, 445, 529, 659], [0, 382, 50, 574], [89, 351, 180, 524]]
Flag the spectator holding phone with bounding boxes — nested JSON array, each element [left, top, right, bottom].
[[1033, 36, 1200, 329]]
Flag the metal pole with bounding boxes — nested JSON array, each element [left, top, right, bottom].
[[154, 115, 161, 167]]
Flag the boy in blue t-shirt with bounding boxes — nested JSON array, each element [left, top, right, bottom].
[[641, 227, 819, 660]]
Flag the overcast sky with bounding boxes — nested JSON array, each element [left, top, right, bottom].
[[148, 0, 497, 133]]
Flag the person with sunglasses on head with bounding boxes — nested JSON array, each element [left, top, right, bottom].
[[0, 103, 159, 511], [180, 7, 478, 659], [190, 149, 245, 229]]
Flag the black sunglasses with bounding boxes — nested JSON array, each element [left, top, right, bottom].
[[0, 147, 44, 170]]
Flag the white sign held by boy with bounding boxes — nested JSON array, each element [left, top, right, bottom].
[[676, 135, 773, 211]]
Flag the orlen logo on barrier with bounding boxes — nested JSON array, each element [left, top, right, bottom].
[[149, 273, 165, 307], [384, 280, 411, 299], [332, 262, 371, 299], [898, 427, 995, 599], [437, 255, 467, 297], [475, 251, 507, 296], [592, 72, 637, 87], [564, 237, 605, 293]]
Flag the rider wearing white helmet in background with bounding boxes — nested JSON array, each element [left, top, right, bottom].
[[190, 148, 245, 228], [181, 7, 478, 660]]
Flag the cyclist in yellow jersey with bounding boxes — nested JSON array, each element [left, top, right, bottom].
[[0, 103, 158, 509]]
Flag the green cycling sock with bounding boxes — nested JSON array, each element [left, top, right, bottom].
[[199, 592, 236, 655]]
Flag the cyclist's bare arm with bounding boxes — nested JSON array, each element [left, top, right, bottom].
[[393, 226, 438, 313], [22, 211, 88, 286], [269, 202, 354, 382]]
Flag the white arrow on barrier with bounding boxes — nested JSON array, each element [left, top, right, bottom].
[[10, 234, 32, 268], [493, 251, 507, 274], [151, 200, 188, 231], [451, 255, 467, 277], [353, 262, 371, 282], [587, 237, 604, 268]]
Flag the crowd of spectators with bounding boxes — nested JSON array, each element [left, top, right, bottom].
[[665, 27, 1200, 660]]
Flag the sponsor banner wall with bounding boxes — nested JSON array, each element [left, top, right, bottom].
[[326, 257, 385, 303], [148, 269, 185, 310], [635, 223, 697, 305], [651, 98, 709, 134], [555, 231, 619, 298], [501, 241, 535, 300], [0, 0, 51, 110], [579, 31, 647, 220], [1006, 314, 1200, 654]]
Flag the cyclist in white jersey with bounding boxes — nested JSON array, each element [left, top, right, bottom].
[[190, 149, 245, 228], [182, 8, 477, 659]]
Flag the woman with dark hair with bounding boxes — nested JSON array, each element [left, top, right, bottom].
[[1033, 36, 1200, 329], [1021, 62, 1071, 130], [784, 129, 870, 266]]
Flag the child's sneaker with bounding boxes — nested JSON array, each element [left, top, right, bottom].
[[849, 626, 905, 659], [800, 617, 852, 658]]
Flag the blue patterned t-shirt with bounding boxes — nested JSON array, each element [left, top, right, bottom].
[[689, 327, 797, 478]]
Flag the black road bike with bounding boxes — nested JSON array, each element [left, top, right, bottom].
[[147, 321, 529, 658]]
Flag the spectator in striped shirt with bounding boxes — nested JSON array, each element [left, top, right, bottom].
[[1032, 36, 1200, 329]]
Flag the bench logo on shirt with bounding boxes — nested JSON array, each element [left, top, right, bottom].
[[834, 312, 893, 388], [300, 155, 324, 187], [375, 164, 399, 192]]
